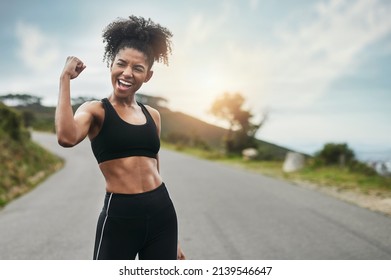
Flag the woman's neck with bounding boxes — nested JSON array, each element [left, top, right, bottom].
[[108, 93, 138, 108]]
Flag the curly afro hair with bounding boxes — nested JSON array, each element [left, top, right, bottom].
[[102, 15, 173, 68]]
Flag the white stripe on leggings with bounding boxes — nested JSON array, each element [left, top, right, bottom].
[[95, 193, 113, 260]]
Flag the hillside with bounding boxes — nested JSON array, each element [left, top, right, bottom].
[[0, 102, 63, 207], [159, 107, 292, 160], [159, 107, 227, 148]]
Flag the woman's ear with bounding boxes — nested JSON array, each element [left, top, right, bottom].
[[144, 70, 154, 83]]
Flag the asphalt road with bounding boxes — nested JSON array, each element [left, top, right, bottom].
[[1, 132, 391, 260]]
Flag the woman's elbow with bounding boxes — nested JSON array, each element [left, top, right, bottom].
[[56, 132, 77, 147], [58, 139, 75, 147], [57, 138, 75, 147]]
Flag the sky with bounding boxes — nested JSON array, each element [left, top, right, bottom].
[[1, 0, 390, 161]]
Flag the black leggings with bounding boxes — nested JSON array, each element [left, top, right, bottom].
[[93, 183, 178, 260]]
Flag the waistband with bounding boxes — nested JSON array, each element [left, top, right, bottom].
[[102, 183, 172, 218], [105, 182, 166, 198]]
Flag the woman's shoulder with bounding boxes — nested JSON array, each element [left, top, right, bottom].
[[75, 99, 105, 120], [76, 99, 103, 111], [143, 104, 160, 118], [142, 104, 161, 131]]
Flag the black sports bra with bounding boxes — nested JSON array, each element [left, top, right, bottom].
[[91, 98, 160, 163]]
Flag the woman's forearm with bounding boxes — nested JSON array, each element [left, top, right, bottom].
[[55, 57, 87, 147], [55, 74, 78, 147]]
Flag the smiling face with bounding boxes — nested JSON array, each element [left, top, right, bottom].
[[110, 47, 153, 99]]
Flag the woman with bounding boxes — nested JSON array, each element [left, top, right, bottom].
[[55, 15, 185, 260]]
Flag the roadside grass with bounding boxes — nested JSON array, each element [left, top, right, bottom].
[[282, 166, 391, 195], [162, 142, 391, 197], [0, 135, 64, 207]]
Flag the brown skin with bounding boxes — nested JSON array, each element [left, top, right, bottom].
[[55, 48, 185, 260]]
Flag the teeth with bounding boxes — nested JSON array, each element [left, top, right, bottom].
[[119, 79, 132, 86]]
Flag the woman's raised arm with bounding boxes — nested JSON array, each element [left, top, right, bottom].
[[55, 56, 91, 147]]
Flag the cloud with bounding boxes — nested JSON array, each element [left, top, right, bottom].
[[224, 0, 391, 112], [181, 6, 231, 49], [145, 0, 391, 128], [249, 0, 260, 11], [15, 21, 59, 72], [200, 0, 391, 152]]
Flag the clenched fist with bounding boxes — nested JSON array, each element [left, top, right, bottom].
[[61, 56, 86, 79]]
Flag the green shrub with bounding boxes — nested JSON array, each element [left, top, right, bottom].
[[0, 102, 30, 141], [348, 160, 377, 176], [314, 143, 355, 166]]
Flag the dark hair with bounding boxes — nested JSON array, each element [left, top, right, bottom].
[[102, 15, 173, 68]]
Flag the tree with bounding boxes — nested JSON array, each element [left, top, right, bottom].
[[210, 92, 266, 153], [314, 143, 355, 166], [313, 142, 377, 175], [0, 93, 42, 106]]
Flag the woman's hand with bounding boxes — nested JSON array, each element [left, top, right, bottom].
[[177, 243, 186, 260], [61, 56, 86, 79]]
